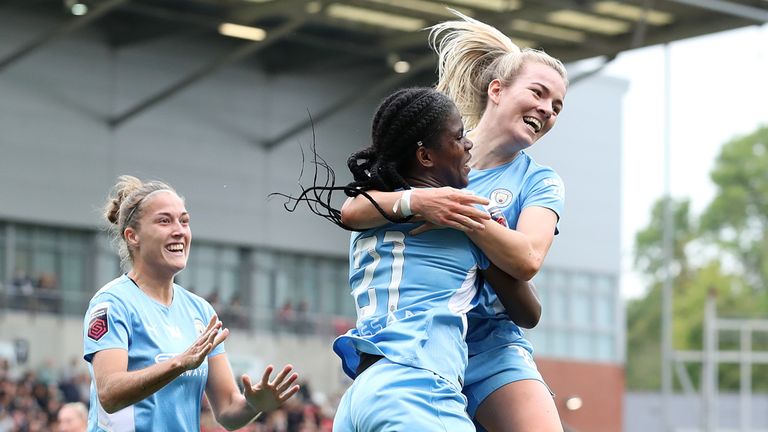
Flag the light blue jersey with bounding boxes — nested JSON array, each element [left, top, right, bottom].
[[465, 151, 564, 356], [333, 221, 489, 391], [83, 274, 225, 432]]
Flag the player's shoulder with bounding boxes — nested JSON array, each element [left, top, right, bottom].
[[520, 152, 558, 176], [90, 275, 133, 304], [173, 284, 215, 311]]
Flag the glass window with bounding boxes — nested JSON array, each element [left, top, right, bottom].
[[572, 272, 591, 290], [95, 235, 120, 288], [9, 223, 91, 316], [251, 250, 275, 312], [571, 290, 591, 325], [595, 292, 615, 328], [180, 243, 243, 305], [595, 274, 614, 293], [572, 333, 593, 360], [549, 270, 567, 289], [548, 287, 568, 325], [61, 253, 86, 315], [596, 334, 615, 361], [551, 329, 570, 357]]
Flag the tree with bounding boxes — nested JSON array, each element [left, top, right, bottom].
[[700, 126, 768, 290], [626, 126, 768, 391]]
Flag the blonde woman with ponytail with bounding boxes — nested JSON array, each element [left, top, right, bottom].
[[82, 176, 300, 431], [341, 11, 567, 432]]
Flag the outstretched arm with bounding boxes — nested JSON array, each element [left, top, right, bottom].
[[481, 263, 541, 328], [206, 359, 300, 431], [91, 315, 228, 414], [340, 187, 491, 231]]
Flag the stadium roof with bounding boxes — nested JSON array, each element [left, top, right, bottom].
[[3, 0, 766, 128]]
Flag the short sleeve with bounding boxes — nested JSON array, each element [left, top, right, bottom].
[[522, 168, 565, 232], [83, 294, 131, 363]]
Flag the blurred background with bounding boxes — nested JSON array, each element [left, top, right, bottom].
[[0, 0, 766, 431]]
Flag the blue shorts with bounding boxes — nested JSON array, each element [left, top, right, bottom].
[[333, 359, 475, 432], [463, 342, 548, 420]]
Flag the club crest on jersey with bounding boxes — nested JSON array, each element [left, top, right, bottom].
[[490, 189, 514, 208], [87, 303, 109, 341], [194, 319, 205, 335]]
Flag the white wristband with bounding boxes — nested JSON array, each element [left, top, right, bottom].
[[392, 189, 413, 217]]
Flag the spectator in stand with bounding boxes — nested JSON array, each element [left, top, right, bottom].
[[57, 402, 87, 432], [277, 301, 294, 332], [10, 267, 35, 310]]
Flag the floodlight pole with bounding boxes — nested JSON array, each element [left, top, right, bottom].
[[660, 42, 674, 432]]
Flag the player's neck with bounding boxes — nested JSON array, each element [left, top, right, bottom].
[[468, 127, 522, 170], [405, 174, 444, 189], [127, 266, 175, 306]]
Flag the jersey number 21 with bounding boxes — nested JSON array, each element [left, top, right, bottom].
[[352, 231, 405, 319]]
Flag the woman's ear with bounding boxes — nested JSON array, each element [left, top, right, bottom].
[[124, 227, 139, 248], [487, 79, 502, 105], [415, 146, 435, 168]]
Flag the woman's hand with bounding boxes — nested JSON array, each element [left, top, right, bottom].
[[177, 315, 229, 371], [410, 187, 490, 233], [242, 365, 300, 413]]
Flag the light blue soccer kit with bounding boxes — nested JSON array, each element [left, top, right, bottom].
[[463, 151, 565, 420], [333, 223, 489, 432], [83, 275, 224, 432]]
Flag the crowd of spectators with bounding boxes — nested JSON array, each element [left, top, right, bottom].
[[0, 356, 339, 432], [5, 269, 61, 314], [0, 357, 89, 432], [201, 381, 336, 432]]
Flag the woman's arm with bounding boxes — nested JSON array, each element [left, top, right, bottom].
[[467, 206, 558, 281], [91, 316, 227, 413], [481, 263, 541, 328], [340, 187, 491, 231], [206, 356, 299, 431]]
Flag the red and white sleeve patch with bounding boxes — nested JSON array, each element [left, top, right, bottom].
[[87, 303, 110, 341]]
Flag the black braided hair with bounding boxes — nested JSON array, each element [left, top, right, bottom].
[[271, 87, 456, 231]]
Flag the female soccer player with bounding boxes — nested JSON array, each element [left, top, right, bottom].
[[83, 176, 300, 431]]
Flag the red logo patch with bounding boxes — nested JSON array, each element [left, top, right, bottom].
[[88, 307, 109, 341]]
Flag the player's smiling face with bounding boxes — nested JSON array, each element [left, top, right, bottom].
[[492, 61, 565, 149], [129, 191, 191, 276], [431, 106, 473, 189]]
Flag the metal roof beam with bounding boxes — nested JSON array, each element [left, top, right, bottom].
[[261, 54, 435, 149], [666, 0, 768, 23], [110, 15, 306, 127], [0, 0, 129, 71]]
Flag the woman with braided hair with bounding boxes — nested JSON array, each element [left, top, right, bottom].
[[341, 11, 567, 432], [276, 86, 541, 431]]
